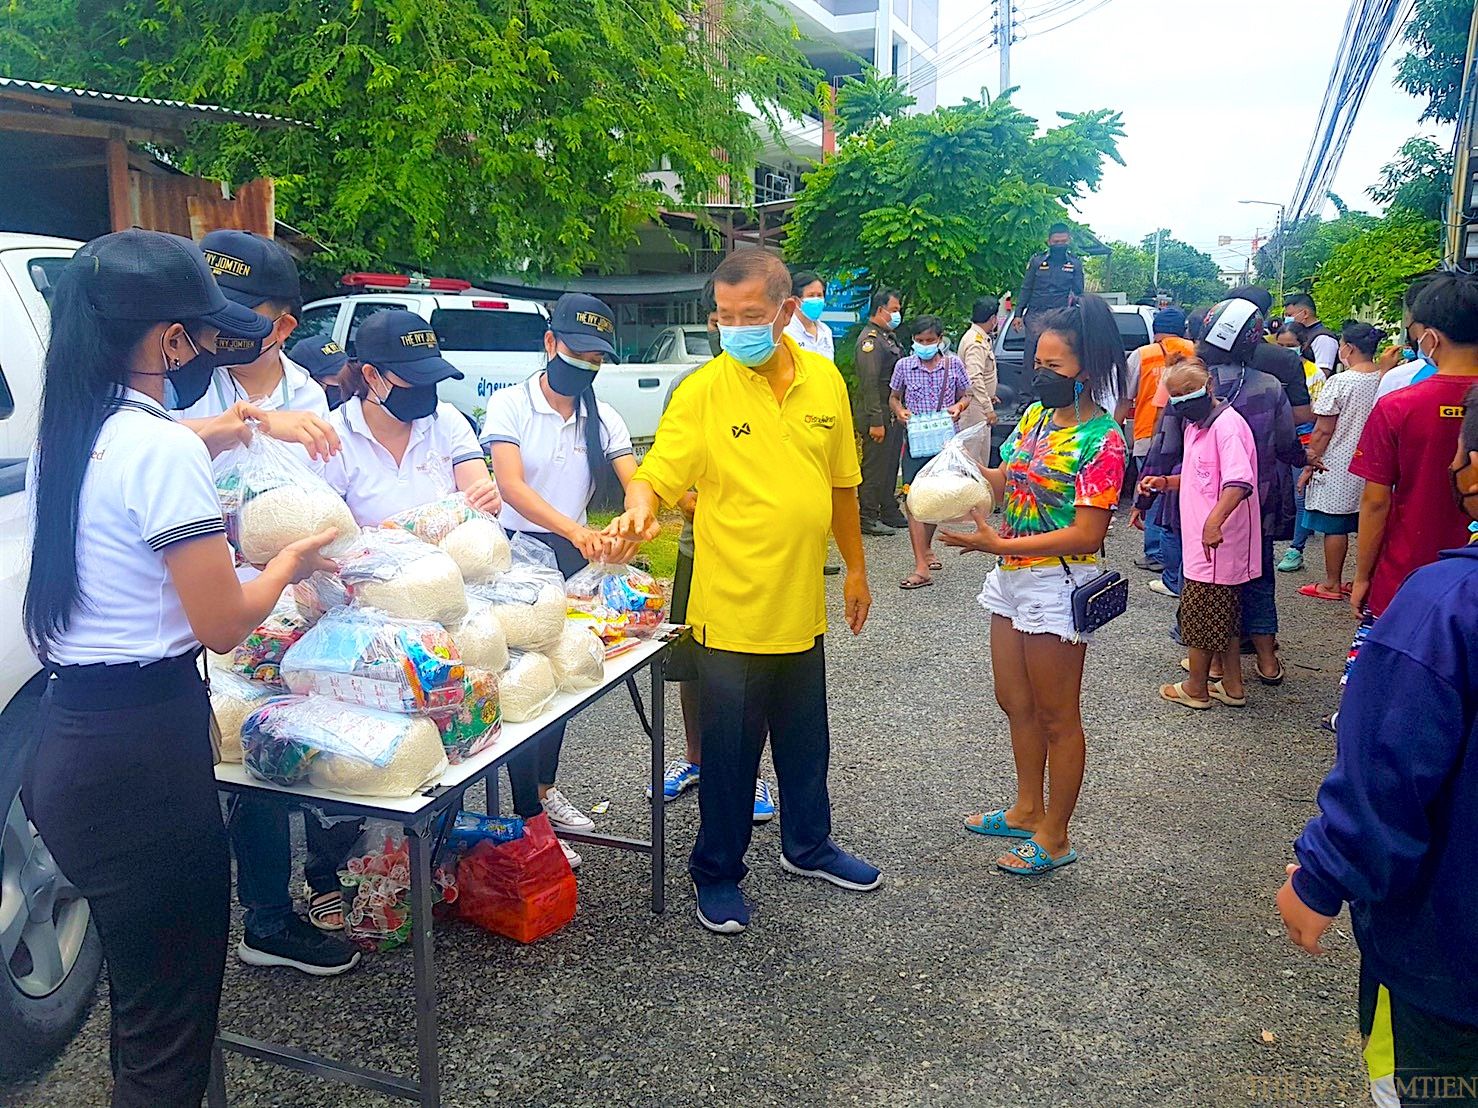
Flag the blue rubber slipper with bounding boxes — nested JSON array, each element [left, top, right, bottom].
[[996, 840, 1079, 876], [964, 810, 1034, 840]]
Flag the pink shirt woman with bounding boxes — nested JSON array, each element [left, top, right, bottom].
[[1181, 406, 1261, 586]]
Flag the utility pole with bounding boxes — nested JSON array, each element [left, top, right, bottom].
[[1447, 1, 1478, 267], [1152, 228, 1163, 290], [998, 0, 1013, 92]]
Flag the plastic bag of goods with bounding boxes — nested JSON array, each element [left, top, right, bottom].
[[548, 623, 605, 692], [904, 423, 995, 527], [338, 825, 459, 953], [240, 695, 443, 793], [466, 570, 566, 652], [456, 812, 576, 943], [448, 812, 524, 848], [281, 606, 465, 714], [293, 571, 350, 626], [215, 424, 358, 565], [566, 564, 665, 637], [429, 667, 501, 765], [230, 592, 310, 686], [334, 528, 468, 627], [239, 696, 320, 786], [209, 669, 276, 763], [448, 596, 510, 673], [508, 531, 563, 578], [565, 608, 631, 650], [382, 493, 512, 584], [308, 712, 449, 798], [499, 651, 557, 722]]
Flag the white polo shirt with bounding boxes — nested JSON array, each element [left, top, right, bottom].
[[784, 315, 835, 361], [178, 353, 331, 476], [322, 397, 486, 526], [479, 375, 634, 533], [31, 390, 226, 666]]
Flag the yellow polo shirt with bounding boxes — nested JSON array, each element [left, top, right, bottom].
[[635, 335, 861, 654]]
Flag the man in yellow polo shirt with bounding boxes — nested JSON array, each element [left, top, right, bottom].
[[607, 248, 878, 935]]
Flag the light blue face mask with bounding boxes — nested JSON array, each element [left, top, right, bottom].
[[913, 341, 940, 360], [888, 311, 902, 330], [800, 297, 826, 322], [719, 306, 783, 368], [1283, 316, 1297, 326]]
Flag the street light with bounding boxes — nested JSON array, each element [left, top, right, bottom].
[[1240, 199, 1287, 307]]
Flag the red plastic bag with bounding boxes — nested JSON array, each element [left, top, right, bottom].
[[455, 813, 575, 943]]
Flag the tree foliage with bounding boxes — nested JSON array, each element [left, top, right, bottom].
[[786, 81, 1124, 324], [1083, 232, 1224, 306], [1312, 209, 1442, 328], [2, 0, 823, 277], [834, 72, 915, 137], [1394, 0, 1473, 124], [1369, 135, 1453, 221], [1257, 212, 1379, 295]]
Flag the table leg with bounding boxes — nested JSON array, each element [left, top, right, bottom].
[[207, 1040, 227, 1107], [407, 827, 441, 1108], [650, 656, 666, 914], [487, 774, 500, 817]]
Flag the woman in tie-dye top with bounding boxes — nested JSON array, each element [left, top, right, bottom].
[[941, 296, 1126, 878]]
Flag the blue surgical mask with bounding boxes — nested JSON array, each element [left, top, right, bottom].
[[800, 297, 826, 322], [888, 311, 901, 330], [913, 341, 940, 360], [1283, 316, 1297, 326], [719, 306, 783, 368]]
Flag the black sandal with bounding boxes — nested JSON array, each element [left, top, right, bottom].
[[1257, 661, 1286, 687], [307, 890, 345, 931]]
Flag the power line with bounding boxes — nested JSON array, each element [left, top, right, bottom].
[[1016, 0, 1117, 39]]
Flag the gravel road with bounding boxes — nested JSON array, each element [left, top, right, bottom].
[[3, 525, 1368, 1108]]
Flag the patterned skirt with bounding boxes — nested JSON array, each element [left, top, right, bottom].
[[1178, 580, 1242, 652]]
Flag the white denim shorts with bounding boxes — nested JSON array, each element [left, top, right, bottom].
[[977, 561, 1101, 645]]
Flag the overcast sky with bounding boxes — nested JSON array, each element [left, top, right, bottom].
[[932, 0, 1453, 274]]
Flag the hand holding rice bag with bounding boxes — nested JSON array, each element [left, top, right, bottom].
[[281, 607, 465, 713], [231, 591, 310, 685], [381, 493, 511, 584], [334, 528, 467, 627], [499, 651, 557, 722], [548, 624, 605, 692], [429, 667, 502, 764], [216, 424, 358, 565], [466, 570, 566, 652], [905, 423, 995, 526], [209, 669, 276, 763]]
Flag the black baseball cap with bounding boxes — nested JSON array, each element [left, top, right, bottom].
[[73, 229, 272, 341], [200, 230, 302, 308], [289, 335, 349, 381], [550, 292, 617, 358], [354, 309, 464, 385]]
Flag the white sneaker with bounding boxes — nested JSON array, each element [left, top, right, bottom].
[[559, 838, 583, 870], [542, 787, 595, 832], [1147, 579, 1179, 598]]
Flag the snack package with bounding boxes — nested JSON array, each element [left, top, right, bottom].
[[429, 667, 501, 765], [241, 694, 426, 777], [449, 812, 525, 847], [208, 668, 276, 763], [566, 607, 632, 648], [281, 607, 464, 714], [334, 528, 468, 627], [216, 425, 358, 565], [467, 570, 567, 652], [455, 812, 576, 944], [547, 623, 605, 693], [499, 651, 557, 722], [293, 571, 350, 626], [308, 716, 448, 797], [231, 591, 310, 685], [381, 493, 512, 584], [566, 564, 665, 637], [339, 826, 459, 953], [904, 423, 995, 526], [239, 696, 320, 786], [449, 597, 511, 673]]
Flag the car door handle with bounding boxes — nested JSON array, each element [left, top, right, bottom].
[[638, 378, 661, 389]]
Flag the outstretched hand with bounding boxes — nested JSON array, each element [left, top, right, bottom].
[[938, 513, 1002, 554]]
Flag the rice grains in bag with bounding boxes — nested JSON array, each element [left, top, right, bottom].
[[216, 425, 358, 565], [334, 528, 468, 627]]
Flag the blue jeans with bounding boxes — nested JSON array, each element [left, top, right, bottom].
[[229, 798, 361, 937], [1142, 492, 1168, 564], [1290, 461, 1312, 553], [1160, 522, 1184, 596], [1240, 535, 1279, 636]]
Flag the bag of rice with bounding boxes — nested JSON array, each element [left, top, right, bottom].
[[450, 597, 510, 673], [308, 714, 449, 798], [566, 564, 665, 637], [216, 425, 358, 565], [294, 571, 350, 626], [335, 528, 467, 627], [905, 423, 995, 526], [231, 592, 310, 686], [440, 518, 511, 584], [209, 669, 276, 763], [381, 492, 485, 545], [467, 570, 566, 652], [548, 624, 605, 692], [241, 694, 425, 773], [429, 667, 501, 764], [499, 651, 557, 722], [281, 606, 465, 713]]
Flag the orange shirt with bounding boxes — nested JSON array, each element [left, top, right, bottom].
[[1132, 337, 1197, 445]]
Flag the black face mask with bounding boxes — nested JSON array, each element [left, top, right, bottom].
[[1033, 368, 1081, 409], [1450, 464, 1478, 517], [546, 354, 599, 397], [379, 382, 438, 422], [322, 382, 345, 411], [1049, 244, 1068, 264], [1170, 393, 1214, 425], [162, 328, 274, 411], [708, 329, 723, 358]]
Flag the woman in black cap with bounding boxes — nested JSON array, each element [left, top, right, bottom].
[[22, 229, 338, 1107]]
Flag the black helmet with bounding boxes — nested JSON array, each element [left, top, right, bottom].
[[1202, 297, 1264, 360]]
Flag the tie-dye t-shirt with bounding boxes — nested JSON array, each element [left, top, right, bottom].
[[998, 402, 1126, 568]]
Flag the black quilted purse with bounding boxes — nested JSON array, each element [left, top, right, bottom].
[[1058, 556, 1128, 633]]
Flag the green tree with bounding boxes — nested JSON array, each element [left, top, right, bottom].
[[3, 0, 822, 277], [1369, 135, 1453, 220], [1394, 0, 1473, 124], [787, 83, 1124, 324], [1083, 233, 1222, 305], [1258, 211, 1379, 295], [1312, 209, 1442, 328], [834, 72, 915, 137]]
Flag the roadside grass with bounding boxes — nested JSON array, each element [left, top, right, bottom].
[[587, 509, 682, 581]]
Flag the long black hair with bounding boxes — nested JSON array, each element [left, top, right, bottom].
[[1033, 294, 1127, 409], [24, 261, 156, 655]]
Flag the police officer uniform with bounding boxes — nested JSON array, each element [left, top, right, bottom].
[[854, 319, 906, 529], [22, 230, 274, 1106], [1017, 246, 1085, 372]]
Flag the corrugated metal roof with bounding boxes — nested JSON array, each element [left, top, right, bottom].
[[0, 76, 303, 129]]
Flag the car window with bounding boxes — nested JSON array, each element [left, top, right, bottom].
[[430, 309, 548, 352], [27, 256, 71, 306], [1, 253, 75, 423], [1115, 315, 1150, 353], [683, 333, 712, 357], [291, 304, 340, 348], [346, 301, 411, 355]]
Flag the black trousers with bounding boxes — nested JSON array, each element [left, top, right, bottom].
[[1361, 966, 1478, 1107], [229, 798, 362, 936], [23, 657, 228, 1108], [689, 638, 837, 887], [859, 421, 904, 521]]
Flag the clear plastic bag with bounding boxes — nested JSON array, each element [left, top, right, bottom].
[[565, 563, 664, 637], [499, 651, 557, 722], [548, 624, 605, 692], [381, 494, 511, 584], [428, 667, 501, 765], [448, 596, 510, 673], [334, 528, 468, 627], [215, 424, 359, 565], [241, 694, 424, 771], [466, 570, 567, 651], [293, 571, 350, 627], [509, 532, 562, 578], [230, 591, 310, 686], [339, 824, 459, 953], [280, 607, 465, 714], [904, 423, 996, 527], [308, 716, 448, 797], [381, 492, 488, 545], [208, 668, 276, 764]]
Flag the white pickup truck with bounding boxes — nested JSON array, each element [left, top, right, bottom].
[[0, 232, 103, 1077]]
